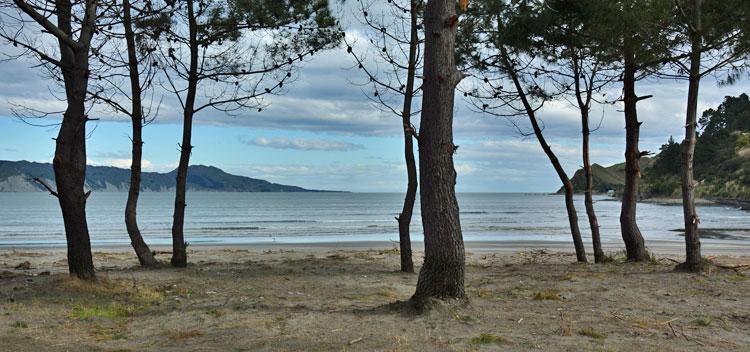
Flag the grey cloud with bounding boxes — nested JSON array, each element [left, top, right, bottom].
[[1, 8, 749, 156]]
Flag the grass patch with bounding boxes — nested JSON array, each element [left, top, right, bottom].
[[375, 289, 398, 300], [578, 327, 606, 339], [71, 303, 135, 320], [558, 272, 576, 281], [88, 323, 129, 341], [10, 321, 28, 328], [453, 314, 475, 322], [60, 277, 164, 305], [206, 308, 223, 318], [476, 287, 491, 298], [533, 289, 561, 301], [469, 333, 509, 345], [162, 329, 203, 341], [378, 248, 400, 255], [692, 317, 713, 327]]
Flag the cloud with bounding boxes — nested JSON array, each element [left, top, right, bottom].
[[240, 136, 364, 151], [84, 158, 179, 172], [455, 163, 478, 176]]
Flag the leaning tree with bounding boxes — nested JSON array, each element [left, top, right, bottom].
[[532, 0, 621, 263], [461, 0, 588, 262], [583, 0, 676, 261], [345, 0, 424, 273], [0, 0, 103, 279], [88, 0, 171, 266], [152, 0, 342, 267]]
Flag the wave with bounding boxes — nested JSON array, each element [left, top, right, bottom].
[[200, 226, 264, 231], [253, 220, 317, 224]]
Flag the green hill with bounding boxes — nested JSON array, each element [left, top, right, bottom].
[[564, 93, 750, 201], [559, 157, 653, 195], [0, 160, 329, 193]]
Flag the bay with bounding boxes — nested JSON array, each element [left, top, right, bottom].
[[0, 192, 748, 247]]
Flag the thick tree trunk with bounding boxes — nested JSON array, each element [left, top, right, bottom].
[[502, 49, 587, 263], [123, 0, 157, 267], [395, 0, 419, 274], [171, 0, 199, 268], [620, 38, 650, 262], [55, 96, 96, 280], [411, 0, 465, 305], [52, 0, 97, 280], [678, 0, 703, 272]]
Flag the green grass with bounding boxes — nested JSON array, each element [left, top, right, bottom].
[[692, 317, 713, 327], [206, 308, 224, 318], [533, 289, 561, 301], [469, 333, 509, 346], [10, 321, 28, 328], [71, 303, 135, 320], [578, 327, 606, 339]]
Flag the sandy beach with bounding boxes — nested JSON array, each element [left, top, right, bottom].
[[1, 244, 749, 351]]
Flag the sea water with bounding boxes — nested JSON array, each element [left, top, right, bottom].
[[0, 192, 748, 247]]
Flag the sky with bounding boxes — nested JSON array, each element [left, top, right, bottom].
[[0, 3, 748, 193]]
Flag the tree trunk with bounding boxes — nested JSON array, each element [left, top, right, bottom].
[[582, 110, 605, 263], [171, 0, 199, 268], [51, 0, 96, 280], [123, 0, 157, 267], [395, 0, 420, 274], [502, 48, 587, 263], [620, 37, 650, 262], [678, 0, 703, 272], [572, 57, 605, 263], [411, 0, 466, 305], [55, 95, 96, 280]]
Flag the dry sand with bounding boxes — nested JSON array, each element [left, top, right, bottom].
[[0, 245, 749, 351]]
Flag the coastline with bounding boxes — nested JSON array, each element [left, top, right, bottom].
[[599, 195, 750, 210], [3, 238, 748, 256]]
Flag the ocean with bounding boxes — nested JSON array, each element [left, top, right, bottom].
[[0, 192, 748, 247]]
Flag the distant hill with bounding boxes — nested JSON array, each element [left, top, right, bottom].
[[562, 94, 750, 201], [559, 157, 654, 195], [0, 160, 328, 192]]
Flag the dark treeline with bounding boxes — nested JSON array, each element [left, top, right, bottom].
[[0, 0, 749, 309]]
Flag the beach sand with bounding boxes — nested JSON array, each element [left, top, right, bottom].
[[0, 244, 749, 351]]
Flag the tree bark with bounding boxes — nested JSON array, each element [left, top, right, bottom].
[[123, 0, 157, 267], [171, 0, 199, 268], [678, 0, 703, 272], [395, 0, 419, 274], [581, 109, 604, 263], [44, 0, 97, 280], [619, 37, 650, 262], [501, 48, 587, 263], [572, 57, 605, 263], [411, 0, 465, 305]]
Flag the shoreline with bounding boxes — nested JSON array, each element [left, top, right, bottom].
[[2, 239, 748, 256], [597, 195, 750, 210]]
